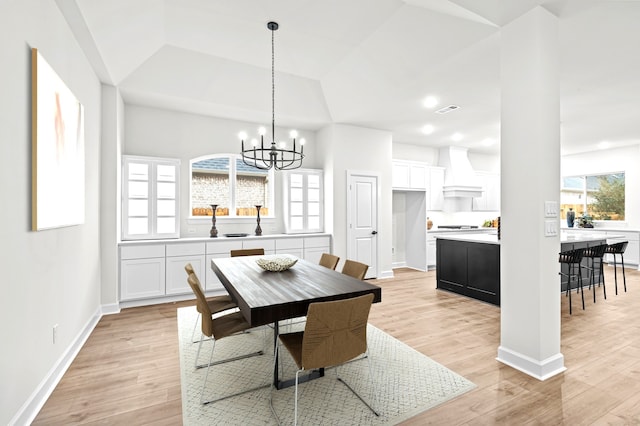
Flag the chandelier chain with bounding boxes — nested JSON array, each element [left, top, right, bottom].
[[271, 26, 275, 146]]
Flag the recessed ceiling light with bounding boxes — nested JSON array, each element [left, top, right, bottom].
[[435, 105, 460, 114], [598, 141, 611, 149], [423, 96, 438, 109], [451, 133, 463, 141], [422, 124, 435, 135]]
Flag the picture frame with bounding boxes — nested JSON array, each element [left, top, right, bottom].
[[31, 48, 85, 230]]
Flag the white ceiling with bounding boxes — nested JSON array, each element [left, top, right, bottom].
[[58, 0, 640, 155]]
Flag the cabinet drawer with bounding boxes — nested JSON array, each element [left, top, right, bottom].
[[304, 236, 331, 248], [243, 239, 275, 251], [276, 238, 304, 250], [121, 244, 165, 260], [206, 240, 243, 255], [166, 242, 205, 257]]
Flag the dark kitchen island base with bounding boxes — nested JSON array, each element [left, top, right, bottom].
[[436, 237, 500, 306], [435, 234, 609, 307]]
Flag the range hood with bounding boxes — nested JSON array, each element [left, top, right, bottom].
[[439, 146, 483, 199]]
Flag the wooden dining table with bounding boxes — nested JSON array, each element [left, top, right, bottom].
[[211, 255, 382, 389]]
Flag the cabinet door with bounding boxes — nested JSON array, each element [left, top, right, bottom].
[[243, 238, 275, 254], [206, 253, 227, 292], [303, 246, 329, 264], [427, 239, 436, 269], [409, 164, 427, 189], [120, 258, 165, 300], [392, 162, 410, 189], [166, 254, 205, 295]]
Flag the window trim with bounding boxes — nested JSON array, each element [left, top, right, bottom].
[[122, 155, 180, 240], [561, 171, 625, 221], [283, 168, 324, 234], [189, 153, 275, 220]]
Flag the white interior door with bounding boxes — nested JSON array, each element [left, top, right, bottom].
[[347, 171, 378, 279]]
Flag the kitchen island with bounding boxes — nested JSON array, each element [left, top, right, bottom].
[[435, 233, 611, 306]]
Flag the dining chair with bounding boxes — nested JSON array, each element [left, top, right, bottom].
[[270, 293, 378, 425], [184, 263, 237, 344], [230, 248, 265, 257], [341, 259, 369, 280], [186, 274, 267, 405], [605, 241, 628, 294], [581, 243, 608, 303], [558, 247, 585, 315], [318, 253, 340, 270]]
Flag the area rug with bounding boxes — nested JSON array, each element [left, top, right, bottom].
[[178, 306, 475, 425]]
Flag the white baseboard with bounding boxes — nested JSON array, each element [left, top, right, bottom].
[[11, 307, 102, 426], [496, 346, 566, 380], [392, 261, 407, 269], [101, 303, 121, 316], [377, 269, 395, 279]]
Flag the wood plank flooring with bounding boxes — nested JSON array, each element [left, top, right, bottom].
[[34, 265, 640, 425]]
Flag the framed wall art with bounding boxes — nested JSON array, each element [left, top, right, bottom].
[[31, 48, 85, 230]]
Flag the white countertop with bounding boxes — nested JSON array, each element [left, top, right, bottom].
[[119, 233, 331, 245], [435, 232, 617, 245]]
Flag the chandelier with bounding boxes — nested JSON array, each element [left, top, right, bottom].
[[240, 21, 305, 171]]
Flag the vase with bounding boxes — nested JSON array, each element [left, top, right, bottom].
[[255, 205, 262, 236], [567, 208, 575, 228], [210, 204, 218, 238]]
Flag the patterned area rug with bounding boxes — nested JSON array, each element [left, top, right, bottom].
[[178, 306, 475, 425]]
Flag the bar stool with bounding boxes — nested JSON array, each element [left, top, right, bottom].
[[581, 244, 608, 303], [605, 241, 628, 295], [558, 247, 585, 315]]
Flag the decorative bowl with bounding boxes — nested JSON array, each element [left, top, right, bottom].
[[256, 255, 298, 272]]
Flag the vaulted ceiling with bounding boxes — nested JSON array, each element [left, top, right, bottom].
[[58, 0, 640, 155]]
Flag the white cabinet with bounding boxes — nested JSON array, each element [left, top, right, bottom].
[[165, 243, 205, 295], [205, 240, 243, 291], [119, 234, 333, 305], [605, 231, 639, 268], [243, 238, 276, 254], [120, 244, 165, 301], [275, 238, 304, 258], [472, 172, 500, 211], [427, 236, 437, 270], [303, 235, 332, 264], [392, 161, 428, 190], [428, 166, 445, 211]]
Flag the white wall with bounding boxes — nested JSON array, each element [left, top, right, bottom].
[[392, 142, 438, 164], [124, 104, 319, 237], [0, 1, 102, 423], [100, 85, 124, 308], [561, 144, 640, 229], [318, 124, 393, 277]]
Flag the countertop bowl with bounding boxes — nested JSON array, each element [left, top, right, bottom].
[[256, 255, 298, 272]]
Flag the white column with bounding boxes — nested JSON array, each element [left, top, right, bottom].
[[497, 7, 564, 379]]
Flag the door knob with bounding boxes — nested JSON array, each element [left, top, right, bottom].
[[371, 231, 377, 235]]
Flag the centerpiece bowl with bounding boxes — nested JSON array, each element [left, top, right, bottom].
[[256, 255, 298, 272]]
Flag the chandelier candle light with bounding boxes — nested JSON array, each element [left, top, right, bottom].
[[240, 21, 305, 171]]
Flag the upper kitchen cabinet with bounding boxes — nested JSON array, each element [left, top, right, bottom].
[[392, 160, 428, 190], [472, 171, 500, 211]]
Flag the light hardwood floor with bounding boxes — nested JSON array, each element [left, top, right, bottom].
[[34, 266, 640, 424]]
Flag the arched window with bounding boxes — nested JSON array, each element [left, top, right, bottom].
[[190, 154, 274, 218]]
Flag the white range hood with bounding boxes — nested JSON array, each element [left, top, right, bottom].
[[439, 146, 483, 199]]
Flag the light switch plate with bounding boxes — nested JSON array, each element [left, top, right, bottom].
[[545, 201, 558, 218], [545, 220, 558, 237]]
